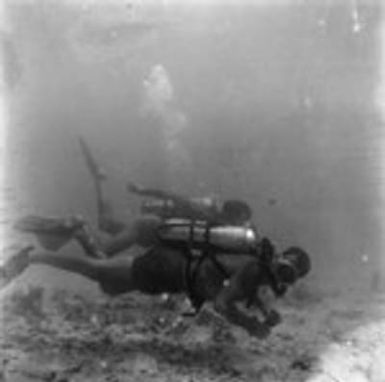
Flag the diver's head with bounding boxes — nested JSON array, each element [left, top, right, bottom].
[[221, 199, 252, 225], [282, 247, 311, 279], [273, 247, 311, 287], [272, 259, 298, 286]]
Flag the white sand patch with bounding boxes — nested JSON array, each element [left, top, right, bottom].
[[307, 322, 385, 382]]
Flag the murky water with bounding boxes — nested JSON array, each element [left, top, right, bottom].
[[1, 0, 384, 291]]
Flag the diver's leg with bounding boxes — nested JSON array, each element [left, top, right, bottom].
[[95, 215, 161, 258], [30, 250, 101, 280], [14, 214, 136, 259], [78, 136, 126, 236], [95, 181, 126, 236], [28, 247, 185, 296], [213, 262, 270, 337], [0, 246, 137, 296], [31, 251, 137, 295], [98, 227, 138, 256], [73, 220, 140, 258]]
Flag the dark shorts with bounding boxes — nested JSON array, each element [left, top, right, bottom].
[[132, 246, 186, 294]]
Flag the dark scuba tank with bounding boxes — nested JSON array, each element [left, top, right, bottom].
[[157, 218, 258, 254]]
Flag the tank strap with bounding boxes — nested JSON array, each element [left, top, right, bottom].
[[188, 219, 195, 251], [256, 237, 285, 297], [184, 219, 195, 301], [189, 221, 208, 294], [188, 257, 206, 312], [185, 223, 230, 313], [183, 251, 205, 312], [203, 224, 230, 280], [182, 219, 203, 312], [182, 221, 231, 313]]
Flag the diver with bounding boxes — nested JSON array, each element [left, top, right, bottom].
[[70, 135, 256, 258], [1, 224, 311, 338], [9, 134, 312, 326], [15, 135, 260, 315], [127, 181, 253, 227]]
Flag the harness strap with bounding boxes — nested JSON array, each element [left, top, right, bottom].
[[186, 223, 231, 313], [204, 223, 230, 280], [183, 219, 205, 311], [183, 249, 205, 312], [188, 219, 194, 251], [258, 237, 287, 296], [184, 219, 194, 293], [181, 220, 231, 313], [189, 223, 211, 285]]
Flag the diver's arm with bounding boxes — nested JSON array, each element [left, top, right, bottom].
[[213, 265, 270, 337], [253, 294, 282, 327]]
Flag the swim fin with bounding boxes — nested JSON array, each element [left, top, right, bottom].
[[78, 135, 107, 182], [14, 215, 84, 251]]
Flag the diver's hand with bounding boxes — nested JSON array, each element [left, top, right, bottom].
[[264, 309, 282, 328], [247, 319, 271, 338], [275, 283, 288, 297]]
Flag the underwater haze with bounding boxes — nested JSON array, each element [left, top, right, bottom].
[[2, 0, 384, 292]]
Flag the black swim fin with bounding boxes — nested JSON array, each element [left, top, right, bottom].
[[78, 135, 106, 182], [14, 215, 84, 251]]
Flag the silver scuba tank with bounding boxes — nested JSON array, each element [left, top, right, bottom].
[[157, 218, 258, 254]]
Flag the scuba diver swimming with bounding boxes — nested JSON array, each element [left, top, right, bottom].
[[71, 135, 256, 258], [2, 221, 310, 338], [14, 136, 262, 317], [79, 134, 253, 229], [2, 135, 311, 336]]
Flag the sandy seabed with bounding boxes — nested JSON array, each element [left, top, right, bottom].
[[0, 277, 384, 382]]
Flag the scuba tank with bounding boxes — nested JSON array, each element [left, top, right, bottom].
[[141, 197, 219, 220], [157, 218, 258, 254]]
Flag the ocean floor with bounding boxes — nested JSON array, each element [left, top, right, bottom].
[[0, 278, 384, 382]]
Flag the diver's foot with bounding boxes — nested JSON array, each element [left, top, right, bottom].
[[0, 245, 34, 288], [264, 309, 282, 328], [73, 224, 106, 259], [247, 320, 271, 338]]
